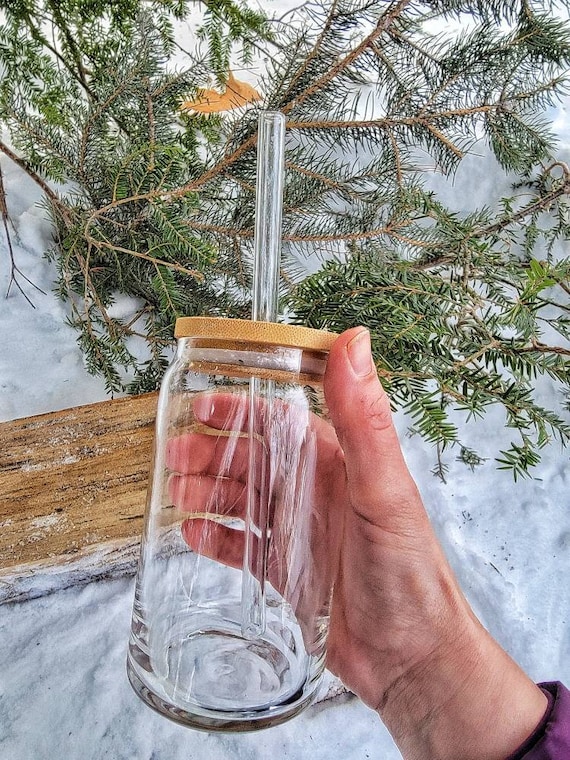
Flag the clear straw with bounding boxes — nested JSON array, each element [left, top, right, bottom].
[[251, 111, 286, 323], [241, 111, 286, 639]]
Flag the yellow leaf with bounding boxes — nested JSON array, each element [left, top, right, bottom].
[[180, 71, 262, 113]]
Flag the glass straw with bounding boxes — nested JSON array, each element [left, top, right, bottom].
[[241, 111, 286, 639]]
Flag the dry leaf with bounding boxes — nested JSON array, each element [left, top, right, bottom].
[[180, 71, 262, 113]]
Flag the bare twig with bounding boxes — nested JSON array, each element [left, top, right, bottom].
[[0, 163, 46, 307]]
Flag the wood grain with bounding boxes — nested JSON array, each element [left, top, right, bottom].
[[0, 392, 157, 602]]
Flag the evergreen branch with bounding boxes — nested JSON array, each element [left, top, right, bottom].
[[183, 220, 250, 238], [2, 106, 76, 177], [281, 0, 414, 115], [388, 27, 442, 66], [0, 140, 59, 207], [517, 342, 570, 356], [284, 227, 394, 243], [423, 122, 464, 159], [278, 0, 341, 102], [82, 232, 205, 279], [411, 174, 570, 272], [183, 218, 421, 244], [152, 262, 178, 315], [287, 105, 498, 131], [78, 60, 151, 170], [17, 10, 95, 99], [145, 77, 156, 172], [386, 128, 404, 186], [285, 160, 364, 200], [84, 131, 258, 233], [452, 340, 501, 371], [44, 0, 92, 94], [484, 163, 570, 236], [0, 140, 74, 226]]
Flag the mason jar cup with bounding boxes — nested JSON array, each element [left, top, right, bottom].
[[127, 317, 341, 731]]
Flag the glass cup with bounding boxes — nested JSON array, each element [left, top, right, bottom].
[[127, 317, 341, 731]]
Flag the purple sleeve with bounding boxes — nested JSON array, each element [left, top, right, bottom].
[[506, 682, 570, 760]]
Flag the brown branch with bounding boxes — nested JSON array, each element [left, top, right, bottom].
[[83, 235, 204, 280], [152, 262, 177, 313], [78, 60, 150, 174], [389, 27, 443, 66], [423, 122, 464, 159], [369, 41, 404, 86], [85, 131, 258, 233], [183, 218, 397, 243], [44, 0, 92, 95], [287, 104, 499, 131], [278, 0, 341, 103], [412, 168, 570, 272], [386, 128, 403, 186], [518, 342, 570, 356], [19, 10, 96, 101], [452, 340, 501, 371], [284, 227, 390, 244], [484, 164, 570, 237], [281, 0, 414, 116], [285, 160, 364, 200], [0, 140, 67, 215]]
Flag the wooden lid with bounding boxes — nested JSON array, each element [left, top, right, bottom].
[[174, 317, 337, 352]]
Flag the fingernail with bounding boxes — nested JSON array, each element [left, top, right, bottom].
[[347, 329, 373, 377]]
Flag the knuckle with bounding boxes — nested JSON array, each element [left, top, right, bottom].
[[363, 390, 393, 433]]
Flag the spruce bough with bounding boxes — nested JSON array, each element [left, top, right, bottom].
[[0, 0, 569, 477]]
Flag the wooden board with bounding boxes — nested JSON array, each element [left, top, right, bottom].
[[0, 392, 158, 603]]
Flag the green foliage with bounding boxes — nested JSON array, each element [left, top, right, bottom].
[[1, 0, 569, 476], [197, 0, 273, 78]]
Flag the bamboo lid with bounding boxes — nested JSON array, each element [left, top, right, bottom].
[[174, 317, 337, 352]]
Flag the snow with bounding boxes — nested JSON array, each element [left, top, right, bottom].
[[1, 21, 570, 760], [1, 576, 395, 760], [0, 157, 113, 421]]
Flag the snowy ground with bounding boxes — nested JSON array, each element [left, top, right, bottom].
[[1, 17, 570, 760]]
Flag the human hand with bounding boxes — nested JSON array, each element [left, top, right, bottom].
[[166, 326, 547, 759], [322, 326, 547, 759]]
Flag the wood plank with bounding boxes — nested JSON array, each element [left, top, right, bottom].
[[0, 392, 158, 602]]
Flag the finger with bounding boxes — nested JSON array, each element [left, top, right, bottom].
[[182, 518, 244, 570], [166, 431, 253, 481], [166, 431, 224, 474], [182, 518, 279, 592], [166, 431, 269, 502], [193, 389, 334, 443], [168, 473, 250, 517], [193, 391, 263, 434], [323, 327, 423, 528]]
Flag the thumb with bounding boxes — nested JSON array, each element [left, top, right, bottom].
[[323, 327, 422, 527]]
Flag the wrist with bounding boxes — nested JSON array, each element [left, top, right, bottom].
[[377, 613, 548, 760]]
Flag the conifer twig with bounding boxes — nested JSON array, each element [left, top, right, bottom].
[[281, 0, 413, 115], [0, 163, 46, 307], [484, 163, 570, 236], [0, 141, 69, 221]]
